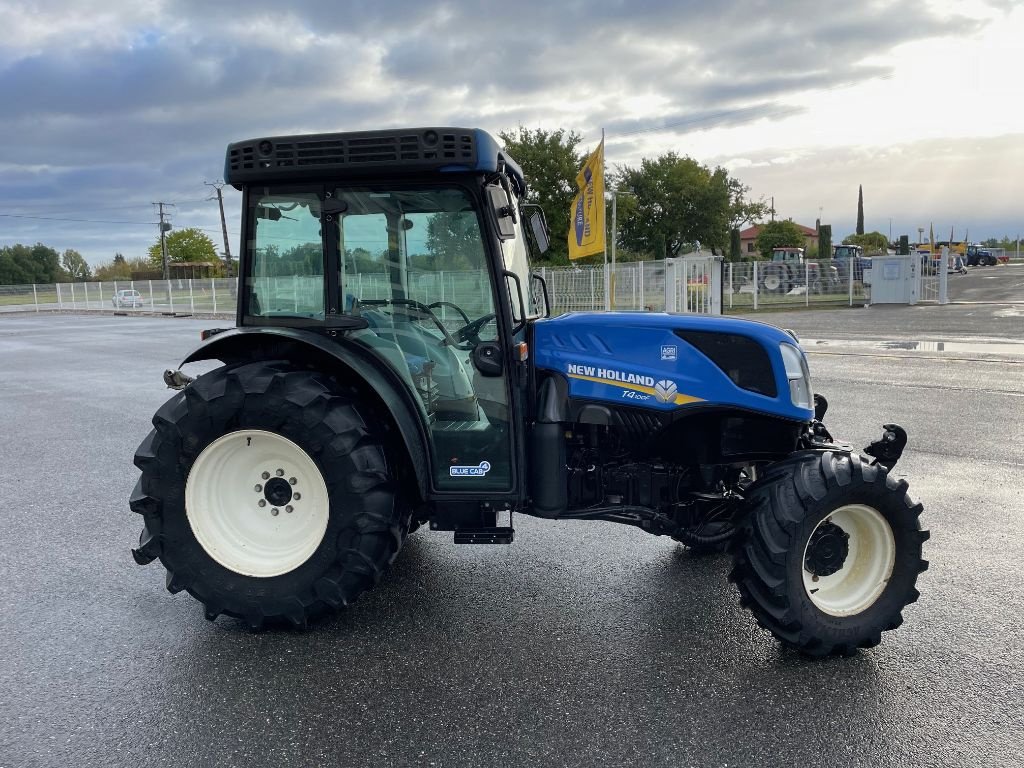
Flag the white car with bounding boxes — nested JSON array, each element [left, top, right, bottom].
[[112, 289, 145, 308]]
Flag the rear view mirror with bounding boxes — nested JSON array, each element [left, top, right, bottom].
[[487, 184, 516, 240]]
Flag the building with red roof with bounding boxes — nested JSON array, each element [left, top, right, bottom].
[[739, 222, 819, 257]]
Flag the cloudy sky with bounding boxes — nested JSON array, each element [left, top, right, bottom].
[[1, 0, 1021, 266]]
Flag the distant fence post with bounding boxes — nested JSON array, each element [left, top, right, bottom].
[[848, 260, 854, 307], [98, 282, 103, 307], [728, 263, 733, 310], [939, 251, 949, 305], [32, 284, 39, 312], [805, 262, 810, 307], [752, 261, 759, 311], [639, 261, 645, 310], [189, 279, 195, 313], [212, 278, 217, 313], [84, 282, 89, 310], [147, 280, 152, 312]]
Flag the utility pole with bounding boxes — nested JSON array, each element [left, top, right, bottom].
[[205, 180, 233, 278], [152, 202, 175, 308], [771, 196, 775, 222], [152, 202, 175, 280]]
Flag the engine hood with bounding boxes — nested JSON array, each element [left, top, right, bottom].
[[532, 312, 812, 422]]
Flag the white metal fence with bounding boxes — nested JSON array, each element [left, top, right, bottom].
[[0, 257, 885, 318]]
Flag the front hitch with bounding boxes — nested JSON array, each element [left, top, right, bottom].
[[863, 424, 908, 470]]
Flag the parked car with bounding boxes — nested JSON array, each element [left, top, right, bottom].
[[112, 289, 145, 308]]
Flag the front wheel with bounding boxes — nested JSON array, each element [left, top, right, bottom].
[[130, 361, 410, 627], [730, 451, 928, 656]]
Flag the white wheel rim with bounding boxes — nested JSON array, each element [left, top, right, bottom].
[[802, 504, 895, 616], [185, 429, 330, 578], [764, 274, 781, 290]]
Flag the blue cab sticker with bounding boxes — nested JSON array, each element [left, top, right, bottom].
[[661, 345, 677, 361], [450, 461, 492, 477]]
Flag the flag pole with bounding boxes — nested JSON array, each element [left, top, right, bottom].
[[602, 128, 610, 310]]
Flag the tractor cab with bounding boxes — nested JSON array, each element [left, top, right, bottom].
[[770, 247, 805, 263], [227, 128, 549, 498]]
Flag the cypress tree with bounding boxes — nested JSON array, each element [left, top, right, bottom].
[[856, 185, 864, 235]]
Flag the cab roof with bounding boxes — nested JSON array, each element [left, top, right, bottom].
[[224, 127, 525, 195]]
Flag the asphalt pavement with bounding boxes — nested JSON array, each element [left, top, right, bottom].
[[1, 310, 1022, 768]]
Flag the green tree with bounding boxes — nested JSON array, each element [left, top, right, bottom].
[[819, 224, 833, 261], [0, 243, 65, 284], [728, 177, 769, 231], [62, 249, 92, 280], [616, 153, 735, 258], [856, 185, 865, 235], [424, 211, 484, 269], [755, 220, 806, 259], [842, 231, 888, 253], [148, 227, 218, 269], [498, 126, 584, 265]]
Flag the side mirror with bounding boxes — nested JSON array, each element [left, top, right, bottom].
[[530, 272, 551, 317], [487, 184, 516, 240], [529, 210, 550, 254]]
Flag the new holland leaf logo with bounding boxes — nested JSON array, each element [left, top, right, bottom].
[[653, 379, 678, 403]]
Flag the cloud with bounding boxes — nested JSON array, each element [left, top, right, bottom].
[[0, 0, 1016, 263]]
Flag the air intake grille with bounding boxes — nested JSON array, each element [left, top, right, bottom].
[[226, 130, 477, 180]]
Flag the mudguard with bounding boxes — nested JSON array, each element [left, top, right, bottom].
[[180, 327, 432, 497]]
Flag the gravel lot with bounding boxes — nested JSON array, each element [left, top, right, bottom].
[[1, 310, 1021, 768]]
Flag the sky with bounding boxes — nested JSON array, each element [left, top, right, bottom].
[[0, 0, 1021, 266]]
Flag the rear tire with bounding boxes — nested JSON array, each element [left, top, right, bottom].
[[730, 451, 928, 656], [130, 361, 410, 627]]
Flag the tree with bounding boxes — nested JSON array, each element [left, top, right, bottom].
[[819, 224, 833, 261], [616, 153, 735, 258], [498, 126, 584, 264], [729, 227, 742, 262], [728, 177, 769, 231], [755, 220, 806, 259], [148, 227, 218, 269], [62, 249, 92, 280], [0, 243, 64, 284], [856, 185, 864, 236], [95, 256, 149, 281], [842, 231, 888, 254], [424, 211, 485, 270]]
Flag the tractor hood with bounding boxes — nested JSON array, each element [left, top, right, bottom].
[[532, 312, 813, 422]]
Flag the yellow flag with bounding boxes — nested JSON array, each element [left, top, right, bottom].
[[568, 140, 606, 260]]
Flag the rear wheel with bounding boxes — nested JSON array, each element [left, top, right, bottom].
[[130, 361, 410, 627], [761, 266, 790, 294], [730, 451, 928, 656]]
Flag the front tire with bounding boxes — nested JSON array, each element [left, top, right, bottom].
[[130, 361, 410, 627], [730, 451, 928, 656]]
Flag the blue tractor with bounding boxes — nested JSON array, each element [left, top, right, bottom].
[[131, 128, 928, 655]]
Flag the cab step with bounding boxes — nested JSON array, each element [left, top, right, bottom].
[[453, 527, 514, 544]]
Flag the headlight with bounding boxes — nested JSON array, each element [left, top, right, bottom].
[[779, 343, 812, 409]]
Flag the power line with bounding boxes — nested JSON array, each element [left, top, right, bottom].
[[0, 213, 158, 225]]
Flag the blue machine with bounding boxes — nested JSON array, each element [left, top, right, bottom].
[[131, 126, 927, 657]]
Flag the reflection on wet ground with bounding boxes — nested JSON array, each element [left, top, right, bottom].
[[802, 337, 1024, 358]]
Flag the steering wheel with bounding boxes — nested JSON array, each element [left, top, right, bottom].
[[427, 301, 471, 327], [453, 313, 497, 346], [357, 298, 470, 349]]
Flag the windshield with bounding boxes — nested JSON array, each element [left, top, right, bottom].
[[245, 185, 497, 338]]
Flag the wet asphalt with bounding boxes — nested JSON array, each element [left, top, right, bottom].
[[1, 306, 1022, 768]]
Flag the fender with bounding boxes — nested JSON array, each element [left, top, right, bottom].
[[180, 327, 431, 498]]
